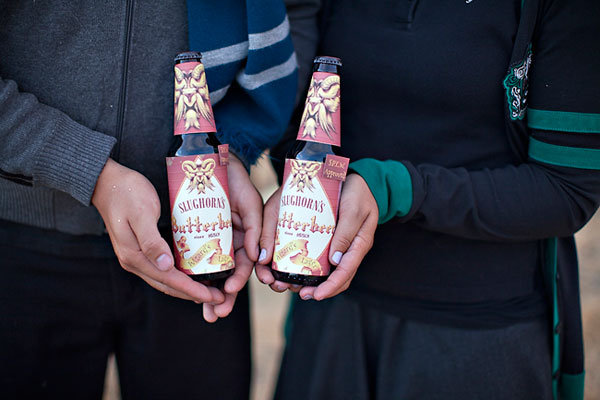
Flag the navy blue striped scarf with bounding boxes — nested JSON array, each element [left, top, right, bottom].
[[187, 0, 298, 164]]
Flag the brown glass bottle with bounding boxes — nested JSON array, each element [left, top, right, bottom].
[[167, 51, 235, 283], [271, 56, 344, 286]]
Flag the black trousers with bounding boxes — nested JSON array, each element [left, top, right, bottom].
[[0, 243, 250, 400], [275, 294, 552, 400]]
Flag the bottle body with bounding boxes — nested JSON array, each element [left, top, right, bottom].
[[166, 52, 235, 282], [271, 56, 348, 286]]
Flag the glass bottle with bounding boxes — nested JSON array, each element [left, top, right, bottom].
[[166, 51, 235, 282], [271, 56, 347, 286]]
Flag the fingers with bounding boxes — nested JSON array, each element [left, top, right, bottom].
[[214, 292, 238, 318], [258, 188, 282, 265], [313, 212, 378, 300], [129, 212, 174, 272], [203, 303, 219, 323], [224, 247, 254, 294], [109, 222, 223, 304], [255, 264, 276, 285], [238, 188, 262, 262], [270, 280, 293, 293], [328, 203, 365, 267], [228, 155, 262, 262], [203, 291, 239, 323], [328, 174, 375, 267]]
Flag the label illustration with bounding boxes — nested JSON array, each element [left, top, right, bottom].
[[297, 72, 341, 146], [166, 154, 234, 275], [272, 159, 343, 276], [174, 61, 216, 135]]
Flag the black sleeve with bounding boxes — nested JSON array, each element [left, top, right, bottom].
[[362, 0, 600, 242]]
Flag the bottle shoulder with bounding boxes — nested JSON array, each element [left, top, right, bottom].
[[171, 133, 221, 156], [287, 140, 341, 162]]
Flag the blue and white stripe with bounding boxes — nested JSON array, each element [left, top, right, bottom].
[[187, 0, 297, 164]]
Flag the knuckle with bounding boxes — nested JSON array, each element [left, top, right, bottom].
[[119, 249, 139, 269], [334, 236, 353, 250], [139, 236, 162, 254], [155, 275, 168, 286], [340, 202, 360, 217]]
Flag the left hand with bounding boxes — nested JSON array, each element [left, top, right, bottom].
[[203, 154, 262, 322], [256, 173, 379, 301]]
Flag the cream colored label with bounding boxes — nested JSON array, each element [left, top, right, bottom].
[[167, 154, 234, 275], [273, 159, 340, 276]]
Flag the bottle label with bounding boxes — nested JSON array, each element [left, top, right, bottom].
[[323, 154, 350, 182], [272, 158, 343, 276], [174, 61, 217, 135], [297, 71, 341, 147], [166, 154, 234, 275]]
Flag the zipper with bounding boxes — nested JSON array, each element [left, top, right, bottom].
[[113, 0, 135, 161]]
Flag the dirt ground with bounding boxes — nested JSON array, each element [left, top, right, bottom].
[[577, 211, 600, 399], [103, 157, 600, 400]]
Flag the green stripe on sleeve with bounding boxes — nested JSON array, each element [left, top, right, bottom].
[[349, 159, 413, 224], [527, 109, 600, 133], [529, 137, 600, 169]]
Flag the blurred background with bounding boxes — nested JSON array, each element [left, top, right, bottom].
[[103, 154, 600, 400]]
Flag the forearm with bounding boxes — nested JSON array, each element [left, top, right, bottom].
[[351, 152, 600, 242], [0, 77, 116, 205]]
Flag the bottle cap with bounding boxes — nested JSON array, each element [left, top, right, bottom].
[[313, 56, 342, 67], [174, 51, 202, 63]]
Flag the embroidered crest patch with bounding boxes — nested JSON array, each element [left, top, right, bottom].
[[504, 46, 532, 120]]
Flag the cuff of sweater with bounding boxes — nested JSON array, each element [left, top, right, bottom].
[[33, 116, 116, 206], [349, 158, 413, 224]]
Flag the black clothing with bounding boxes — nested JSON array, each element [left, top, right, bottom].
[[279, 0, 600, 397], [275, 295, 552, 400], [0, 236, 251, 399]]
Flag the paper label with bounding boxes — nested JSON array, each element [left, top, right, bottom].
[[296, 71, 341, 146], [323, 154, 350, 181], [173, 61, 216, 135], [272, 159, 342, 276], [166, 154, 234, 275], [218, 144, 229, 166]]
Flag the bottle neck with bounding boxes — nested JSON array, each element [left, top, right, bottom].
[[296, 69, 341, 147], [287, 139, 339, 162], [173, 60, 216, 136], [174, 132, 220, 156]]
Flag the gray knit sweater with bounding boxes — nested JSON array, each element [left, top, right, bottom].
[[0, 1, 189, 235]]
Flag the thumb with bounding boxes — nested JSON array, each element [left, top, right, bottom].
[[329, 203, 364, 266], [258, 188, 282, 264], [238, 187, 263, 262], [130, 214, 174, 272]]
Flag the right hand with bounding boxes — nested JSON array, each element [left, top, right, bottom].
[[92, 158, 224, 304], [256, 173, 378, 300]]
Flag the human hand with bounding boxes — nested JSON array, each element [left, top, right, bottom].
[[202, 154, 263, 322], [256, 173, 378, 300], [92, 158, 224, 304]]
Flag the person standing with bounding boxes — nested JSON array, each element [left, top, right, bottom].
[[258, 0, 600, 399], [0, 1, 296, 398]]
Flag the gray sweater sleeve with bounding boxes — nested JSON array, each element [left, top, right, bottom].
[[0, 77, 116, 206]]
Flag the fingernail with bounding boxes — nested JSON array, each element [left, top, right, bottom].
[[275, 283, 286, 292], [332, 251, 343, 265], [292, 284, 301, 290], [156, 254, 172, 271], [194, 301, 201, 304], [302, 294, 313, 300], [258, 248, 267, 262]]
